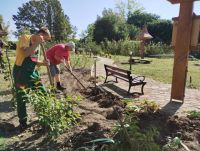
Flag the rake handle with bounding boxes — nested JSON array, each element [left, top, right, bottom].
[[41, 44, 54, 86], [64, 64, 86, 89]]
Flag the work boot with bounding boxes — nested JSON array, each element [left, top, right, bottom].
[[55, 89, 62, 94], [19, 123, 28, 131], [57, 84, 66, 91]]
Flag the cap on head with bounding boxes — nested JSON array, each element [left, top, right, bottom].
[[65, 41, 75, 51], [38, 26, 51, 40]]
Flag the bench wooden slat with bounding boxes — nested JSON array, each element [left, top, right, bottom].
[[107, 69, 130, 79], [105, 64, 131, 74]]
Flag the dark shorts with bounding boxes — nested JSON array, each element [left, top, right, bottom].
[[49, 64, 60, 77]]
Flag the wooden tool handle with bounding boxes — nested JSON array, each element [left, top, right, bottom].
[[41, 44, 54, 86]]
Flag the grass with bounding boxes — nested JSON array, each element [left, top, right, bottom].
[[0, 137, 7, 150], [187, 110, 200, 119], [113, 55, 200, 88]]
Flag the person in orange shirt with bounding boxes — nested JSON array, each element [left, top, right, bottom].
[[13, 27, 51, 129]]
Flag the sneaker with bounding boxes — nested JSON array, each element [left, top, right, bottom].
[[55, 89, 62, 94], [19, 123, 28, 131], [57, 85, 66, 91]]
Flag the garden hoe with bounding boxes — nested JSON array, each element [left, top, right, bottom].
[[63, 61, 86, 90]]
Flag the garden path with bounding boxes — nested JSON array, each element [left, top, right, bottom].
[[92, 57, 200, 116]]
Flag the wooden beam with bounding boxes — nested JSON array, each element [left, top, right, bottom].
[[172, 15, 200, 21], [168, 0, 199, 4], [171, 1, 194, 101]]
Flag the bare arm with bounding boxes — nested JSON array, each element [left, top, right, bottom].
[[63, 59, 72, 72], [23, 35, 43, 57], [67, 60, 72, 72], [23, 43, 40, 57]]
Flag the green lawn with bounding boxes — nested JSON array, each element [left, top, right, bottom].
[[113, 55, 200, 88]]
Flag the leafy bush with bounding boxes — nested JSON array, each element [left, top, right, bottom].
[[187, 110, 200, 119], [126, 100, 160, 113], [70, 53, 93, 69], [110, 113, 160, 151], [145, 42, 172, 56], [80, 39, 172, 56], [24, 88, 81, 138], [78, 41, 102, 55], [101, 39, 140, 56]]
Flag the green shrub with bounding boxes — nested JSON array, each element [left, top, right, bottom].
[[187, 110, 200, 119], [110, 113, 160, 151], [24, 88, 81, 138], [145, 42, 172, 56], [101, 39, 140, 56]]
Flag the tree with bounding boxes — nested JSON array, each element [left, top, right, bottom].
[[13, 0, 73, 40], [93, 9, 129, 43], [115, 0, 144, 19], [127, 11, 172, 44], [80, 23, 95, 43], [127, 24, 140, 40], [0, 15, 9, 41], [127, 10, 160, 28], [148, 20, 173, 44]]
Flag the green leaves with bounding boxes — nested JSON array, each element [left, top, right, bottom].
[[93, 9, 129, 43], [110, 114, 160, 151], [24, 88, 81, 138], [187, 110, 200, 119], [13, 0, 73, 40]]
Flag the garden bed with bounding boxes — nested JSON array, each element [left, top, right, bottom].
[[0, 68, 199, 150]]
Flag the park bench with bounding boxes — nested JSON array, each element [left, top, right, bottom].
[[104, 64, 146, 94]]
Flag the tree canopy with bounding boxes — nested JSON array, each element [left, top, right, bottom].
[[13, 0, 73, 40], [0, 15, 9, 41], [93, 9, 129, 43]]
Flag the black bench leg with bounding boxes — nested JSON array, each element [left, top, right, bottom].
[[128, 84, 131, 94], [141, 83, 146, 94], [116, 77, 118, 83], [104, 76, 108, 83]]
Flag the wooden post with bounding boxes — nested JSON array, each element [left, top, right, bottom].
[[138, 25, 152, 59], [168, 0, 197, 101], [94, 58, 97, 88], [140, 40, 145, 59]]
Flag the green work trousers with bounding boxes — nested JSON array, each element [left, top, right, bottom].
[[13, 57, 46, 125]]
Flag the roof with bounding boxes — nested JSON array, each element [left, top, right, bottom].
[[137, 25, 153, 40]]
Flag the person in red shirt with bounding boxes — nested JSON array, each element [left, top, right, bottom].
[[46, 42, 75, 91]]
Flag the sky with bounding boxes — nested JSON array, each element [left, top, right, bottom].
[[0, 0, 200, 41]]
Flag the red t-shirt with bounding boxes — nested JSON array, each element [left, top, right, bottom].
[[46, 44, 70, 65]]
